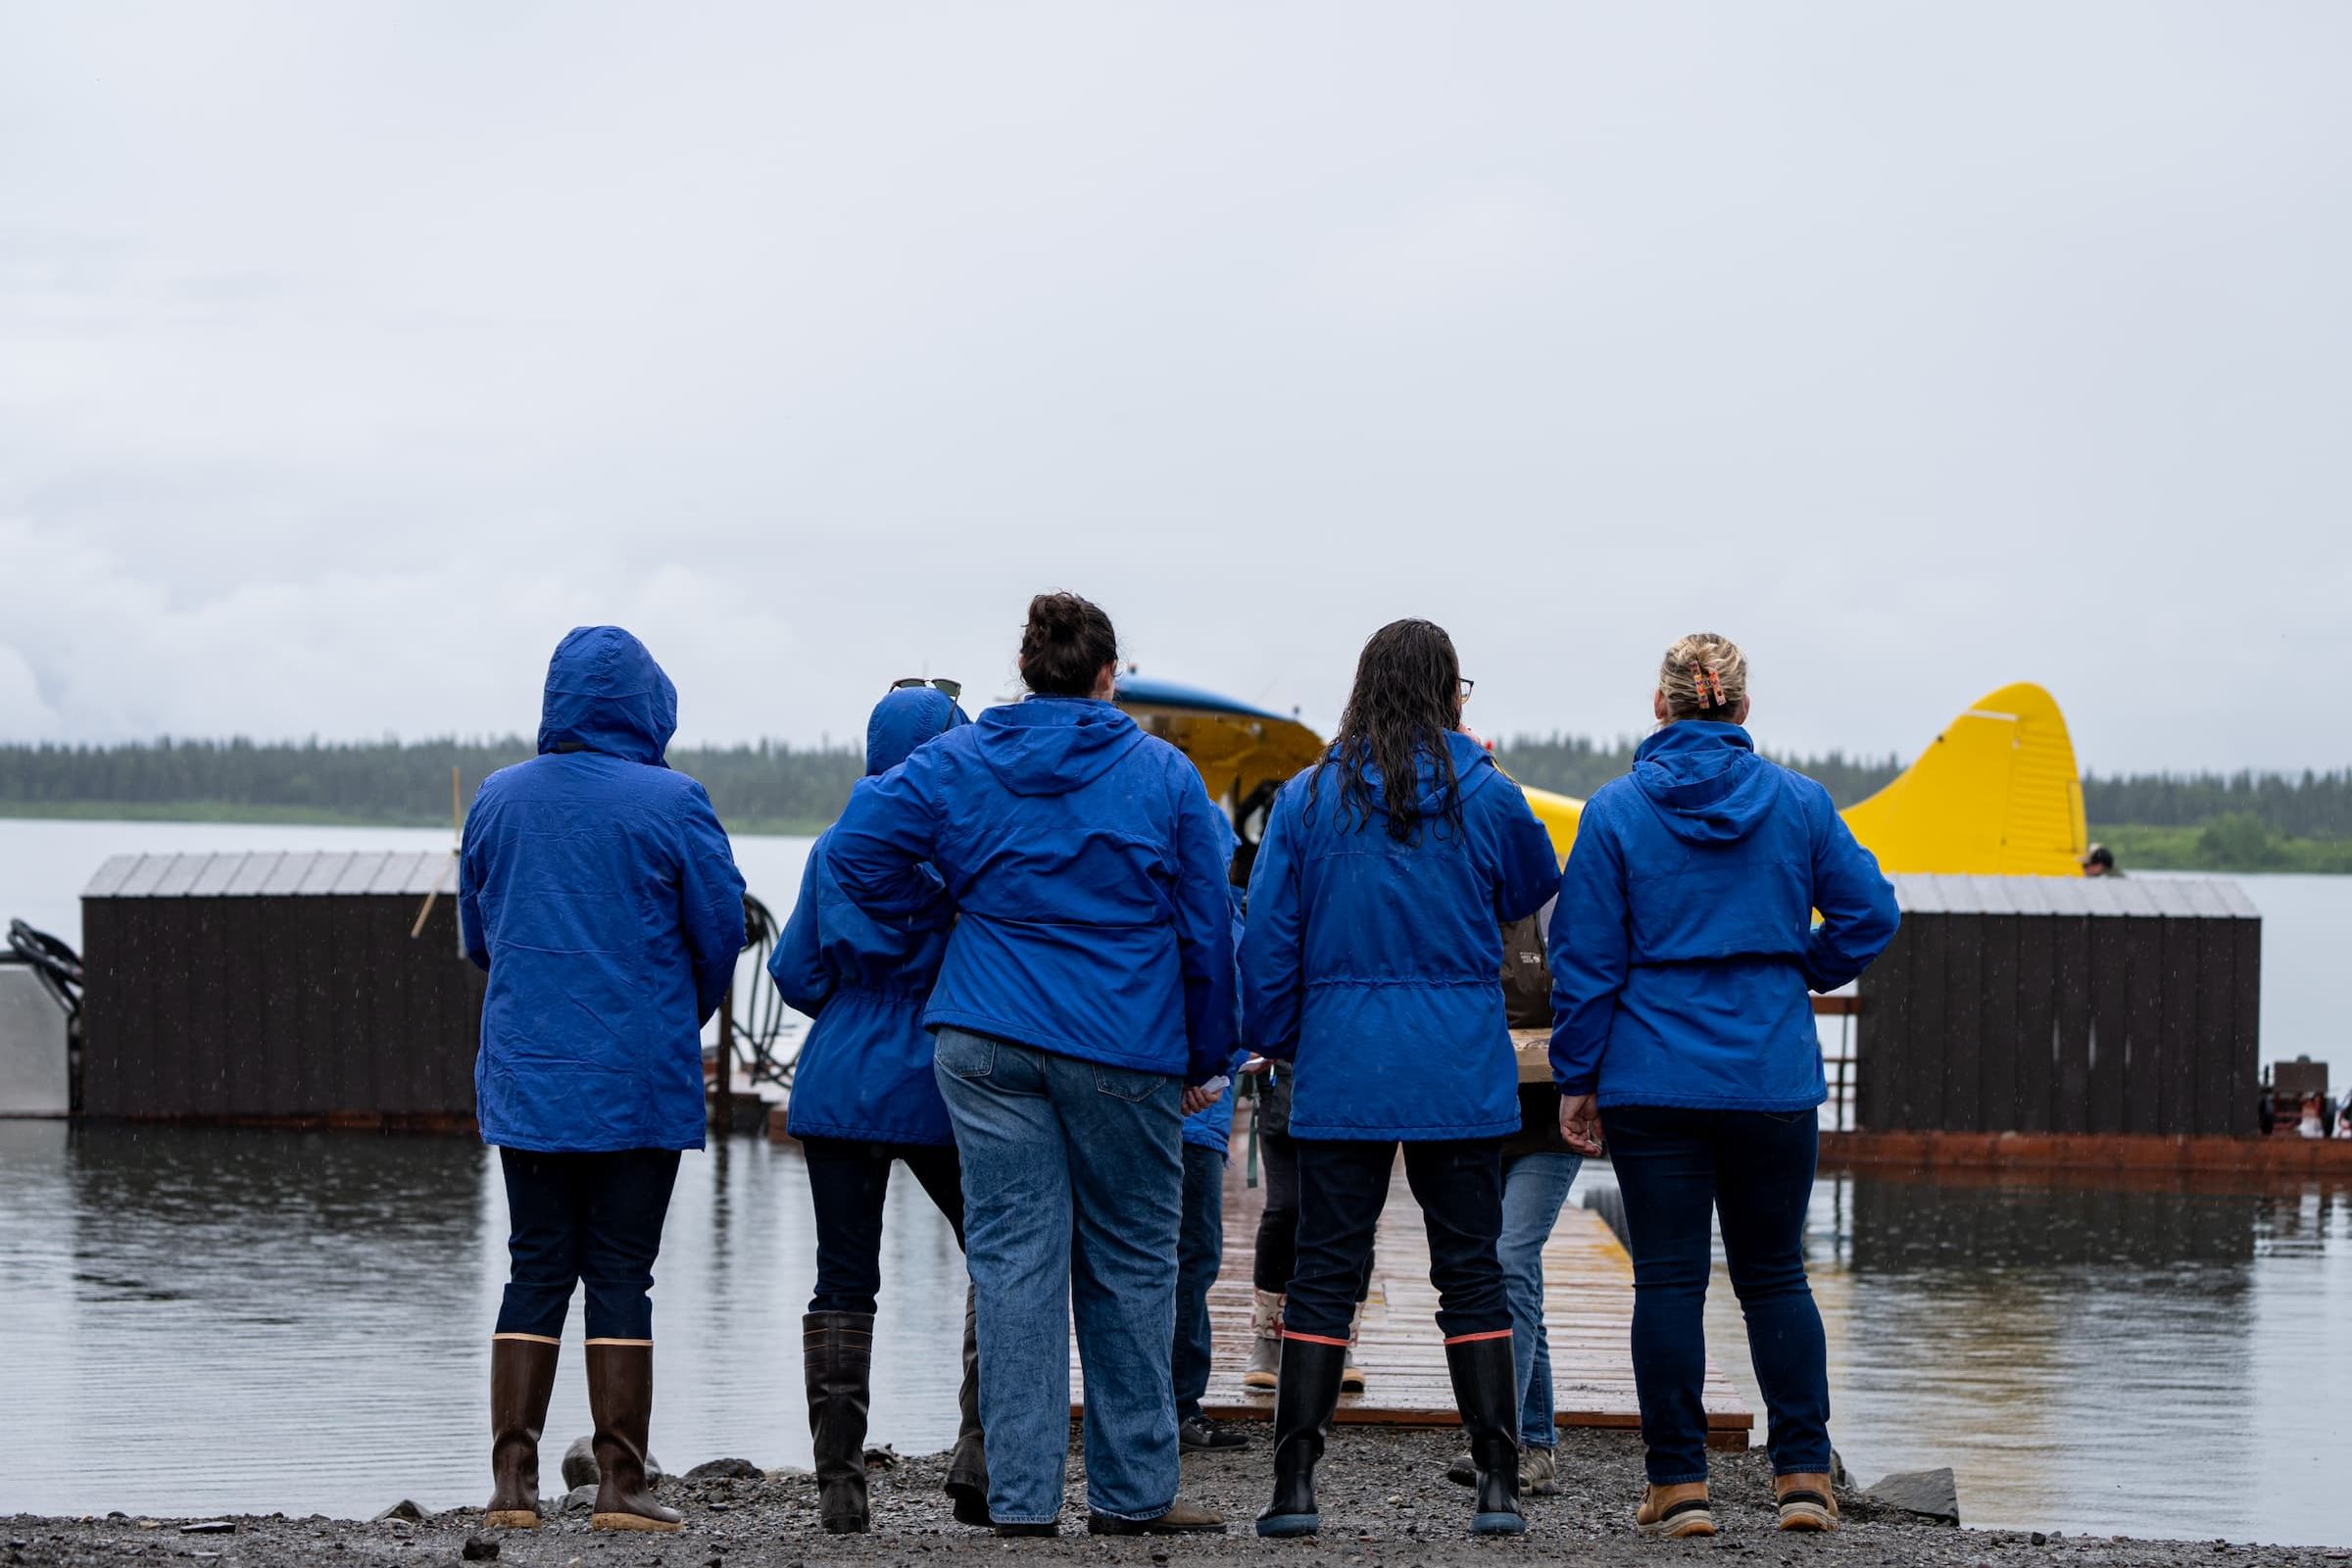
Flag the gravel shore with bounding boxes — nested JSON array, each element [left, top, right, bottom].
[[8, 1429, 2342, 1568]]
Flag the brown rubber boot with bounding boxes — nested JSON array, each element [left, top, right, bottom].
[[587, 1341, 683, 1533], [804, 1311, 874, 1534], [1776, 1472, 1840, 1532], [943, 1288, 990, 1526], [485, 1335, 560, 1529], [1636, 1482, 1715, 1539]]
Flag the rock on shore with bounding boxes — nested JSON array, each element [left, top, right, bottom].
[[5, 1429, 2343, 1568]]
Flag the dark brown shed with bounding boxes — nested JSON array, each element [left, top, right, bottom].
[[1856, 874, 2261, 1139], [78, 850, 483, 1127]]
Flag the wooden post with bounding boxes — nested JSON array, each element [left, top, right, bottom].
[[712, 986, 733, 1133]]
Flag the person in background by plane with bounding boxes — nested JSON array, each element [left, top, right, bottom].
[[1172, 863, 1254, 1454], [1240, 1066, 1373, 1397], [824, 592, 1237, 1538], [2082, 843, 2124, 877], [462, 625, 749, 1536], [768, 679, 986, 1534], [1549, 632, 1898, 1540], [1242, 618, 1560, 1541]]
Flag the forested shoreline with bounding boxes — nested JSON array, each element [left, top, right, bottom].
[[2, 735, 2347, 869]]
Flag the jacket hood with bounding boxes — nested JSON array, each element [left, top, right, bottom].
[[535, 625, 676, 767], [1631, 721, 1778, 844], [866, 687, 971, 776], [971, 696, 1147, 797], [1342, 730, 1502, 815]]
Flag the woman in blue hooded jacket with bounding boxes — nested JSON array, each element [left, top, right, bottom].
[[460, 625, 748, 1536], [1548, 633, 1898, 1540], [823, 593, 1237, 1538], [1239, 618, 1559, 1542], [769, 680, 985, 1534]]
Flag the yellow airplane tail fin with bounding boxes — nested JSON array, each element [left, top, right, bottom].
[[1840, 682, 2087, 877]]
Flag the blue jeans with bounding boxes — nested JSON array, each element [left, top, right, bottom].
[[1498, 1151, 1582, 1448], [1603, 1104, 1829, 1484], [932, 1028, 1184, 1525], [1173, 1142, 1225, 1422], [495, 1147, 681, 1341]]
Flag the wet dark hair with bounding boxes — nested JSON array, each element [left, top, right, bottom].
[[1307, 618, 1465, 844], [1018, 592, 1119, 697]]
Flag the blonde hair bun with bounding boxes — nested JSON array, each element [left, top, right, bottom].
[[1659, 632, 1748, 720]]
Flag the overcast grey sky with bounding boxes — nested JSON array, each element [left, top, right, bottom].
[[3, 2, 2346, 773]]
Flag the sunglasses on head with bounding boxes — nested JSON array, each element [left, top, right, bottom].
[[891, 677, 963, 701]]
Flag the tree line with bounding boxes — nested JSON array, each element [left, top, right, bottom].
[[1, 734, 2348, 841]]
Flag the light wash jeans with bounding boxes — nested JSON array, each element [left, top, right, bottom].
[[1499, 1151, 1584, 1448], [932, 1027, 1184, 1525]]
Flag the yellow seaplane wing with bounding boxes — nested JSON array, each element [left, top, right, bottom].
[[1120, 676, 2087, 881], [1512, 682, 2087, 877], [1113, 676, 1327, 821]]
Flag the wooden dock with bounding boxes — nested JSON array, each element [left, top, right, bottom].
[[1074, 1140, 1754, 1450]]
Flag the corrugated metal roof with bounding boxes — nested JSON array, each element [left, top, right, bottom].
[[81, 850, 456, 900], [1888, 873, 2260, 919]]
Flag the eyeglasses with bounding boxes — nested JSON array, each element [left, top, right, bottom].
[[891, 677, 963, 701], [1457, 677, 1475, 701]]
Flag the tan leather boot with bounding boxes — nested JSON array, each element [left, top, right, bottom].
[[485, 1335, 559, 1529], [1776, 1472, 1840, 1532], [1635, 1482, 1714, 1539], [587, 1341, 683, 1533]]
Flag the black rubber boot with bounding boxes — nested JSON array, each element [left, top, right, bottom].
[[1255, 1337, 1346, 1538], [803, 1311, 875, 1534], [586, 1342, 683, 1533], [943, 1287, 991, 1527], [1444, 1334, 1525, 1536], [485, 1335, 559, 1529]]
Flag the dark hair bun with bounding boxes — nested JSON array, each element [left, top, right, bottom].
[[1019, 592, 1119, 697]]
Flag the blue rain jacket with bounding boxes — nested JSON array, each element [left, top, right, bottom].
[[1548, 721, 1899, 1111], [1240, 732, 1560, 1142], [824, 695, 1239, 1084], [770, 687, 970, 1147], [461, 626, 749, 1153]]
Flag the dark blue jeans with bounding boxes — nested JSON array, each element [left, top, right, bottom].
[[1173, 1142, 1225, 1422], [801, 1136, 966, 1314], [1603, 1104, 1828, 1484], [495, 1146, 682, 1341], [1290, 1138, 1505, 1343]]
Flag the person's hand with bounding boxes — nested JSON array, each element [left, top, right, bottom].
[[1558, 1093, 1603, 1156], [1181, 1084, 1218, 1115], [1240, 1055, 1275, 1077]]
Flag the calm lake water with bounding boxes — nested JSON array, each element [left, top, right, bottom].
[[2, 819, 2348, 1544]]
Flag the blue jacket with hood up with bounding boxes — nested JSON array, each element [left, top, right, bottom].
[[461, 626, 749, 1153], [823, 695, 1240, 1084], [770, 686, 969, 1147], [1240, 731, 1560, 1142], [1548, 720, 1899, 1111]]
